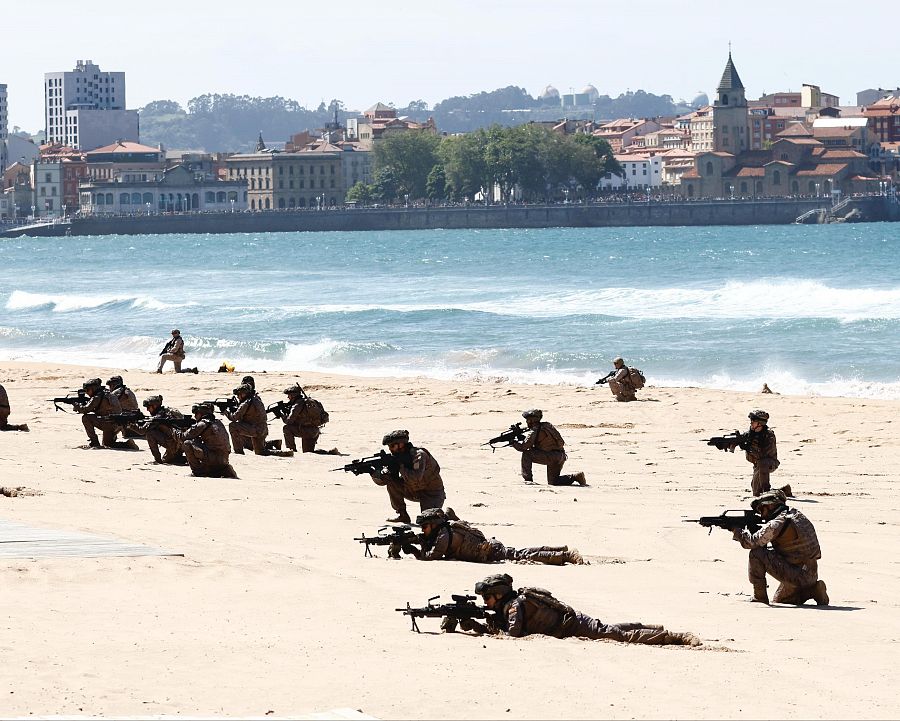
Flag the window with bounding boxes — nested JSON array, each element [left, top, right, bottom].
[[722, 94, 729, 105], [740, 181, 748, 194], [217, 192, 226, 203], [120, 193, 130, 204], [278, 198, 285, 208], [773, 171, 781, 186], [706, 161, 714, 175], [205, 191, 215, 203]]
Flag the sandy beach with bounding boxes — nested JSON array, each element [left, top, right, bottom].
[[0, 360, 897, 719]]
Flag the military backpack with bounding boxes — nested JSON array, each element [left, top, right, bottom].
[[306, 398, 329, 426], [628, 367, 646, 389]]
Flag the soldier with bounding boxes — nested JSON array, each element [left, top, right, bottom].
[[596, 357, 640, 402], [729, 410, 791, 497], [446, 573, 701, 646], [225, 383, 268, 455], [0, 383, 29, 432], [156, 329, 198, 374], [174, 402, 237, 478], [280, 383, 328, 453], [241, 375, 255, 390], [141, 395, 185, 464], [74, 377, 133, 449], [729, 489, 829, 606], [370, 429, 446, 524], [106, 375, 139, 412], [409, 508, 584, 565], [510, 409, 586, 486]]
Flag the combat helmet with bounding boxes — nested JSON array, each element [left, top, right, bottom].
[[749, 409, 770, 423], [475, 573, 514, 597], [751, 489, 787, 510], [82, 377, 102, 390], [284, 382, 304, 396], [106, 375, 123, 388], [241, 375, 255, 389], [192, 401, 214, 415], [143, 394, 163, 409], [416, 508, 448, 526], [522, 409, 543, 420], [233, 383, 253, 396], [382, 429, 410, 446]]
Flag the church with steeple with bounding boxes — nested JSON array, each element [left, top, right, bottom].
[[712, 52, 749, 153]]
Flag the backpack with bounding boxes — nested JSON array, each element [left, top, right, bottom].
[[306, 398, 329, 426], [628, 367, 646, 390], [448, 520, 487, 544]]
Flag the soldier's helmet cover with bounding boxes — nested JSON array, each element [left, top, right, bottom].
[[143, 395, 163, 408], [522, 409, 543, 419], [416, 508, 448, 526], [752, 489, 787, 510], [475, 573, 514, 596], [82, 377, 102, 390], [192, 401, 214, 414], [613, 356, 624, 365], [233, 383, 253, 396], [241, 375, 255, 388], [749, 409, 770, 422], [382, 429, 410, 446], [284, 383, 304, 395], [106, 375, 123, 387]]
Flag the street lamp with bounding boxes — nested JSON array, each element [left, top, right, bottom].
[[31, 204, 36, 220], [62, 203, 67, 218], [815, 182, 820, 198], [146, 202, 151, 215], [230, 198, 235, 213], [563, 188, 570, 204], [404, 193, 409, 208]]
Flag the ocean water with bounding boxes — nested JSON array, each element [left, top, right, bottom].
[[1, 223, 899, 399]]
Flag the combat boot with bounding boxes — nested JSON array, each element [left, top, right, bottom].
[[387, 512, 412, 524], [445, 507, 460, 521], [87, 438, 102, 449], [666, 631, 702, 647], [751, 583, 770, 605], [16, 424, 29, 432], [566, 548, 586, 565], [572, 472, 587, 486], [813, 580, 829, 606], [780, 484, 794, 498]]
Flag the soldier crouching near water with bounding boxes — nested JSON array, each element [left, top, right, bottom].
[[511, 409, 586, 486], [409, 508, 585, 565], [730, 489, 829, 606], [0, 383, 29, 432], [174, 402, 237, 478], [370, 430, 446, 524], [141, 395, 185, 464], [74, 377, 122, 448], [444, 573, 701, 646]]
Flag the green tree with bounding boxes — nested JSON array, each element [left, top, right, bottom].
[[345, 182, 374, 205], [373, 131, 441, 199], [426, 164, 447, 201], [371, 167, 400, 203], [439, 130, 489, 201]]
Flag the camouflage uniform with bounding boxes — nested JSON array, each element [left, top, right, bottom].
[[734, 494, 827, 605], [283, 398, 321, 453], [144, 406, 186, 463], [226, 391, 268, 454], [744, 428, 779, 496], [0, 383, 28, 431], [371, 439, 446, 520], [157, 332, 186, 373], [76, 385, 122, 447], [419, 518, 581, 565], [607, 364, 637, 402], [109, 384, 139, 412], [512, 416, 583, 486], [176, 411, 234, 477], [461, 575, 699, 646]]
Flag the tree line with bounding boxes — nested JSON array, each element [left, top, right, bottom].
[[346, 125, 622, 204]]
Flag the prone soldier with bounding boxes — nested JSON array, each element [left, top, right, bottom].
[[174, 402, 237, 478], [0, 383, 29, 432], [511, 409, 586, 486], [410, 508, 584, 565], [370, 429, 446, 524], [445, 573, 700, 646]]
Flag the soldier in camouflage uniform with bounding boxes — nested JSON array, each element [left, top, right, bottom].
[[409, 508, 584, 565], [281, 383, 323, 453], [175, 402, 236, 478], [225, 383, 269, 455], [511, 409, 586, 486], [727, 410, 791, 497], [606, 357, 638, 402], [728, 489, 829, 606], [370, 429, 446, 524], [141, 395, 185, 464], [106, 375, 139, 412], [445, 573, 701, 646], [0, 383, 29, 432], [74, 377, 123, 448]]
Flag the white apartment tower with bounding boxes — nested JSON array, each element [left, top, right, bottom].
[[44, 60, 138, 151], [0, 83, 8, 174]]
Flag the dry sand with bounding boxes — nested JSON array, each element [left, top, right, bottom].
[[0, 361, 897, 719]]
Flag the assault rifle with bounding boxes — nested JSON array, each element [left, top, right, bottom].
[[396, 594, 487, 633], [49, 390, 87, 412], [332, 450, 400, 476], [595, 370, 615, 385], [97, 411, 147, 426], [483, 422, 526, 452], [137, 415, 195, 432], [211, 397, 238, 415], [354, 524, 420, 559], [704, 431, 750, 452], [266, 400, 292, 420], [683, 509, 763, 535]]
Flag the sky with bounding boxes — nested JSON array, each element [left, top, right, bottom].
[[2, 0, 894, 132]]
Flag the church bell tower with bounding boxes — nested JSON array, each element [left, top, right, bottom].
[[712, 52, 749, 153]]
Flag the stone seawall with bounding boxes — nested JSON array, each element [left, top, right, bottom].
[[6, 197, 893, 238]]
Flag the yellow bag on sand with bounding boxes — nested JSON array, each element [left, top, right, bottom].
[[217, 361, 235, 373]]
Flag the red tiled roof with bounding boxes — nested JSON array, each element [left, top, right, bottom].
[[813, 126, 861, 138], [793, 163, 848, 177], [86, 141, 161, 155], [726, 167, 765, 177], [821, 149, 867, 159]]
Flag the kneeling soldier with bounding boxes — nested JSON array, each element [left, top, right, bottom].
[[370, 429, 446, 524], [141, 395, 185, 464], [175, 402, 237, 478], [225, 383, 268, 455], [74, 377, 122, 448], [511, 409, 586, 486]]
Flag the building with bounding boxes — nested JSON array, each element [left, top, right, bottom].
[[863, 96, 900, 144], [688, 106, 714, 152], [84, 140, 165, 181], [79, 164, 247, 215], [858, 87, 900, 106], [31, 160, 63, 217], [659, 149, 698, 187], [0, 83, 7, 175], [593, 118, 661, 152], [225, 138, 344, 210], [801, 84, 839, 109], [599, 153, 662, 190], [346, 102, 436, 143], [810, 117, 875, 155], [40, 143, 89, 214], [44, 60, 139, 150], [712, 53, 749, 153]]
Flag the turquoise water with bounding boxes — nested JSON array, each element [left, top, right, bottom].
[[2, 223, 899, 397]]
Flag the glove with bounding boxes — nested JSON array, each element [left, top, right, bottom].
[[440, 616, 458, 633]]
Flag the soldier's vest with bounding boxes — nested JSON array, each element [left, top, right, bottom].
[[746, 429, 777, 466], [516, 587, 576, 637], [401, 446, 443, 494], [95, 390, 120, 416], [536, 423, 565, 452], [113, 386, 140, 412], [444, 520, 489, 562], [773, 508, 821, 563], [197, 418, 232, 455]]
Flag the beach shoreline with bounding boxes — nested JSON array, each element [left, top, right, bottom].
[[0, 360, 897, 719]]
